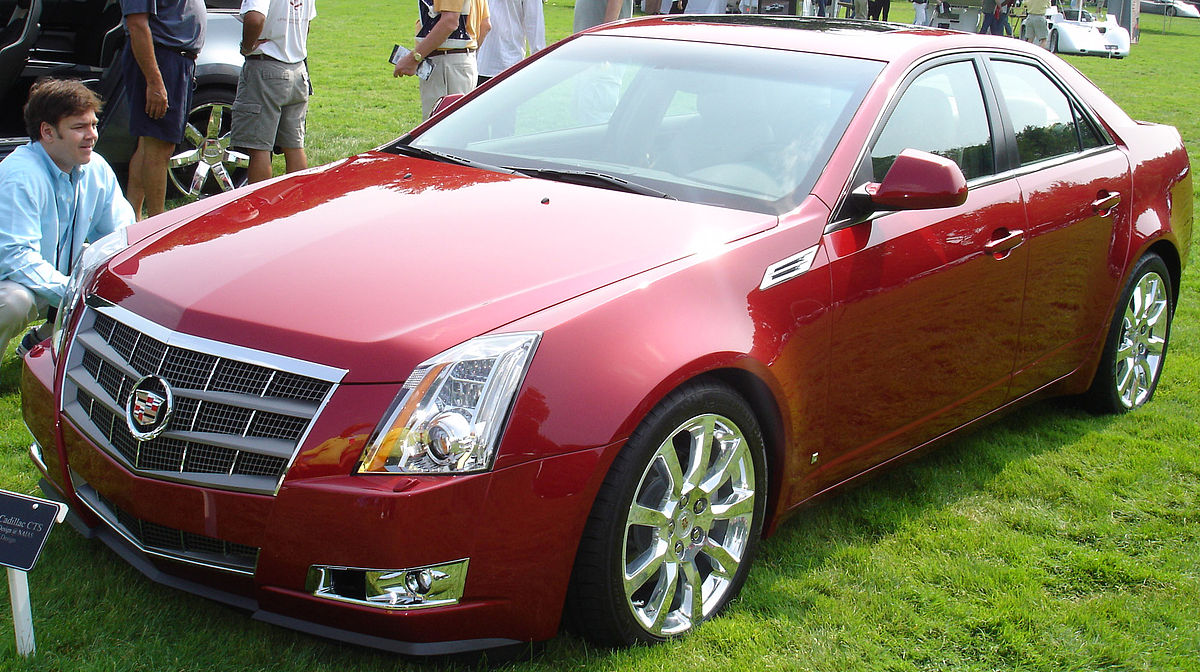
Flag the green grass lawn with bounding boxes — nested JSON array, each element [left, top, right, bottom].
[[0, 4, 1197, 670]]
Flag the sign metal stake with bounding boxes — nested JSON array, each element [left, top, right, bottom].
[[7, 568, 34, 656]]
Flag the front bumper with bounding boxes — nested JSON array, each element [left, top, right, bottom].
[[22, 342, 615, 654]]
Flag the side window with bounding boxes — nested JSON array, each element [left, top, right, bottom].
[[991, 60, 1101, 165], [871, 61, 995, 181], [1075, 105, 1105, 150]]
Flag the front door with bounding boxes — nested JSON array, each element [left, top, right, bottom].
[[818, 58, 1028, 489]]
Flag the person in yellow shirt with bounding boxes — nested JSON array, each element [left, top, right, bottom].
[[1024, 0, 1051, 49], [394, 0, 490, 119]]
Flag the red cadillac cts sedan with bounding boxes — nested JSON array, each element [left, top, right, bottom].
[[21, 16, 1192, 655]]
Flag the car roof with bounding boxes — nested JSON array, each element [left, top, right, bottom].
[[585, 15, 1045, 65]]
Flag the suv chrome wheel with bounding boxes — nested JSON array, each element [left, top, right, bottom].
[[169, 89, 248, 200]]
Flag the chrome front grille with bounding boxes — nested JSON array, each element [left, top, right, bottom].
[[61, 301, 345, 495]]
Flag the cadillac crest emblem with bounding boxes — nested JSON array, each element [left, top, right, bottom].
[[125, 375, 174, 441]]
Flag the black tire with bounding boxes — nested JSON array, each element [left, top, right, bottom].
[[566, 380, 767, 647], [169, 87, 249, 200], [1167, 6, 1177, 16], [1085, 253, 1174, 414], [1049, 30, 1059, 53]]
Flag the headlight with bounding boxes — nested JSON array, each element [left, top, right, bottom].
[[52, 227, 129, 357], [357, 332, 541, 474]]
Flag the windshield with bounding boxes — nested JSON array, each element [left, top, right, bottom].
[[402, 35, 882, 214]]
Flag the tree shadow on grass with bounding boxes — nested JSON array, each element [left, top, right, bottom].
[[748, 396, 1115, 593]]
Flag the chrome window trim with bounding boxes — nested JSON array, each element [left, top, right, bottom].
[[58, 297, 348, 496], [69, 471, 257, 576], [970, 143, 1123, 186]]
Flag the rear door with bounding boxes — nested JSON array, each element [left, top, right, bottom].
[[985, 57, 1132, 399]]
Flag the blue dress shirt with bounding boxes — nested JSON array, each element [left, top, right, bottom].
[[0, 141, 136, 304]]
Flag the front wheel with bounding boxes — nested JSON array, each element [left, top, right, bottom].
[[567, 381, 767, 646], [1085, 253, 1174, 413], [1049, 30, 1059, 53]]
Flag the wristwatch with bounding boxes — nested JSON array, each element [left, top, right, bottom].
[[412, 51, 424, 63]]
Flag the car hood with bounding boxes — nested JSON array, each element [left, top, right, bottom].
[[99, 152, 777, 382]]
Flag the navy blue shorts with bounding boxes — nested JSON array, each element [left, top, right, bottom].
[[121, 45, 196, 144]]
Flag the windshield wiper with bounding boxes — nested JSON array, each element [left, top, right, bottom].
[[391, 144, 515, 174], [505, 166, 675, 200]]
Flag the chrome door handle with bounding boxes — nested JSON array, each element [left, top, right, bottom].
[[1092, 191, 1121, 217], [984, 229, 1025, 259]]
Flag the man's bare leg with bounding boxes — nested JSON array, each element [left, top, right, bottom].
[[127, 138, 147, 219], [137, 135, 176, 218], [282, 147, 308, 174], [247, 148, 273, 184]]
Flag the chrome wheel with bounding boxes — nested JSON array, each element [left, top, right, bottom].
[[1086, 253, 1174, 414], [568, 382, 765, 646], [622, 412, 756, 637], [169, 90, 249, 200], [1114, 270, 1169, 408]]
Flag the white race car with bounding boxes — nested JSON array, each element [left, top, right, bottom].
[[1024, 8, 1130, 58], [1140, 0, 1200, 18]]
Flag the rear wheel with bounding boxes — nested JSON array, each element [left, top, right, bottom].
[[567, 381, 767, 646], [1085, 253, 1174, 413], [169, 87, 249, 200]]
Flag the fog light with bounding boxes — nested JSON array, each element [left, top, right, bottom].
[[405, 569, 434, 594], [306, 559, 469, 610]]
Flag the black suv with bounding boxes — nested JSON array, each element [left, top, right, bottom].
[[0, 0, 246, 199]]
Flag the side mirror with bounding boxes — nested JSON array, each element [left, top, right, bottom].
[[865, 149, 968, 211], [431, 93, 464, 117]]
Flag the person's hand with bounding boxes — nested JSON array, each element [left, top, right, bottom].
[[145, 83, 169, 119], [240, 39, 267, 55], [393, 53, 419, 78]]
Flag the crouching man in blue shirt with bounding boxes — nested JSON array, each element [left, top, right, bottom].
[[0, 78, 135, 357]]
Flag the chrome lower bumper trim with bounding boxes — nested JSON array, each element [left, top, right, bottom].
[[69, 472, 258, 575]]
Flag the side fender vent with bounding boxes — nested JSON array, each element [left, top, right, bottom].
[[759, 246, 819, 290]]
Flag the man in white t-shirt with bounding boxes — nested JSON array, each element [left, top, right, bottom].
[[476, 0, 543, 86], [232, 0, 317, 183]]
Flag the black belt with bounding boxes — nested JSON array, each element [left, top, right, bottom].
[[430, 48, 474, 56], [245, 53, 282, 61], [157, 44, 198, 60]]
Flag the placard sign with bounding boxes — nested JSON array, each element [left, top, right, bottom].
[[0, 491, 64, 572]]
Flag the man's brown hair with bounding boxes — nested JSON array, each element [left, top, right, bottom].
[[22, 78, 103, 139]]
